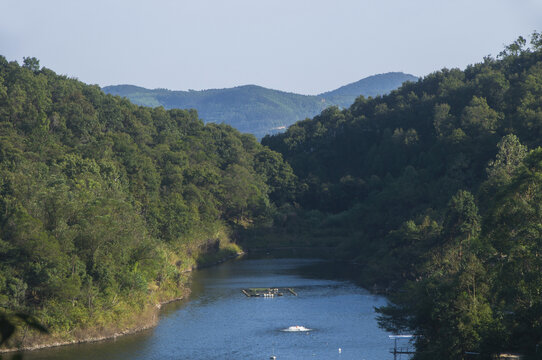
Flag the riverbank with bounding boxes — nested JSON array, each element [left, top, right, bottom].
[[0, 292, 188, 353], [1, 246, 245, 354], [14, 258, 394, 360]]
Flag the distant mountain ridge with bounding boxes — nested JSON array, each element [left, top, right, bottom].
[[103, 72, 417, 138], [319, 72, 418, 108]]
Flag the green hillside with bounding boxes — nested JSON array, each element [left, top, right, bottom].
[[0, 56, 295, 348], [103, 72, 417, 139], [262, 33, 542, 359]]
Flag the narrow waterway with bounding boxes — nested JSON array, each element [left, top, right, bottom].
[[22, 258, 397, 360]]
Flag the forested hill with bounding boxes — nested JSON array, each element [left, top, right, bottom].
[[319, 72, 418, 108], [263, 34, 542, 359], [0, 55, 295, 347], [103, 72, 416, 138]]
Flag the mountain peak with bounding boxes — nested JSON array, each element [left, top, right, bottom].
[[319, 72, 418, 107]]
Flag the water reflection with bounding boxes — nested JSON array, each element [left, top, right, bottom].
[[23, 258, 392, 360]]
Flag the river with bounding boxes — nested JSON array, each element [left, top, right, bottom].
[[22, 258, 396, 360]]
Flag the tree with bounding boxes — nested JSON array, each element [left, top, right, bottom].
[[498, 36, 527, 58], [433, 103, 456, 138], [531, 31, 542, 51], [254, 147, 297, 204], [22, 57, 40, 72], [486, 134, 527, 181], [460, 97, 499, 137], [444, 190, 481, 251]]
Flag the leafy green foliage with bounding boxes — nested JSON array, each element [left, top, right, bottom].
[[0, 56, 294, 347], [265, 32, 542, 358]]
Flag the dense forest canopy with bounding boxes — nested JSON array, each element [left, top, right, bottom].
[[103, 72, 417, 139], [263, 33, 542, 359], [0, 55, 295, 345]]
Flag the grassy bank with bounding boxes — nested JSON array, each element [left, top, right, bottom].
[[1, 224, 243, 353]]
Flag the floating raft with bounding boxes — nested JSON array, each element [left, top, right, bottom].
[[242, 288, 297, 297]]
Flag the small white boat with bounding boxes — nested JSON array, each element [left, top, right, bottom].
[[282, 325, 311, 332]]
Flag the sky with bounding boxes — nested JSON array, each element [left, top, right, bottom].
[[1, 0, 541, 95]]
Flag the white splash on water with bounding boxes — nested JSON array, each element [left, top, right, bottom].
[[281, 325, 312, 332]]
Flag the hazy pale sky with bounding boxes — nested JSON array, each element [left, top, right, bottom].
[[1, 0, 541, 94]]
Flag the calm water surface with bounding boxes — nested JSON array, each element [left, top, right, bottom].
[[23, 258, 395, 360]]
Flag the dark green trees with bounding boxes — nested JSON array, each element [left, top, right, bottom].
[[484, 149, 542, 354], [264, 33, 542, 358], [0, 55, 293, 345]]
